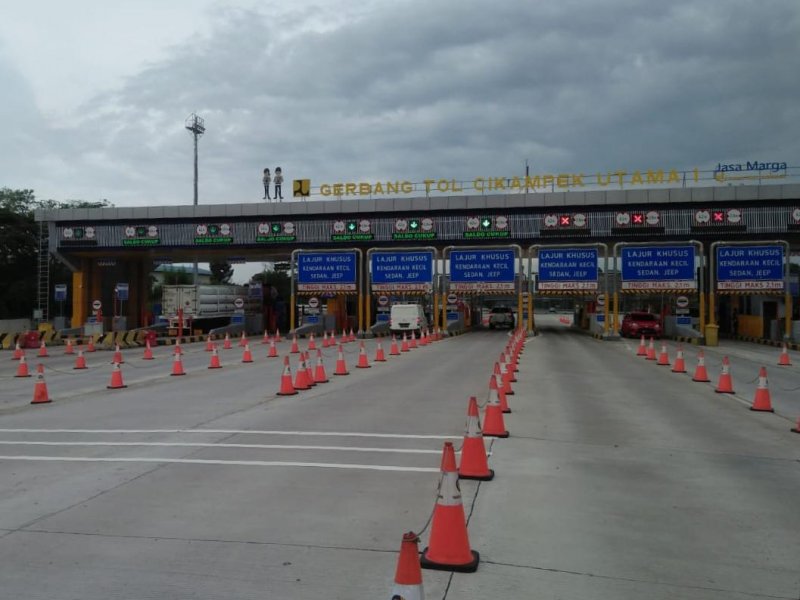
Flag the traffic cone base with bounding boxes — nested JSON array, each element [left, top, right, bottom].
[[791, 417, 800, 433], [421, 547, 479, 573]]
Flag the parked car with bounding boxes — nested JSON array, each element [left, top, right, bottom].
[[621, 312, 663, 338], [488, 306, 515, 329]]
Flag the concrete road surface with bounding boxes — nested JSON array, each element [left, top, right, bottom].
[[0, 327, 798, 599]]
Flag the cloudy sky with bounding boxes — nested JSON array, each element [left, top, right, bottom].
[[2, 0, 799, 208]]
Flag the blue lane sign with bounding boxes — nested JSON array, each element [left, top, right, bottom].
[[54, 284, 68, 301], [371, 251, 434, 292], [676, 316, 692, 325], [538, 247, 598, 291], [620, 245, 696, 290], [297, 252, 357, 291], [450, 248, 516, 291], [716, 245, 784, 291], [115, 283, 129, 301]]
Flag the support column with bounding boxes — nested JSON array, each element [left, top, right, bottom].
[[71, 263, 88, 327]]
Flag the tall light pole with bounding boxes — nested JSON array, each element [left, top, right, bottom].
[[185, 113, 205, 285]]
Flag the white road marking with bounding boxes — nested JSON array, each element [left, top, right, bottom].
[[0, 429, 460, 439], [0, 441, 449, 454], [0, 455, 440, 472]]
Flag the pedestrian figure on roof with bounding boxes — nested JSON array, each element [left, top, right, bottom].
[[274, 167, 284, 201], [262, 168, 271, 200]]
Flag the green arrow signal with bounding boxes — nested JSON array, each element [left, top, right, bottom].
[[409, 220, 419, 229], [481, 218, 492, 229], [271, 223, 281, 233], [347, 222, 357, 231]]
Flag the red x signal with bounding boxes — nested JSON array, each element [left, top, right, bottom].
[[632, 213, 644, 225], [713, 211, 724, 222], [560, 215, 571, 226]]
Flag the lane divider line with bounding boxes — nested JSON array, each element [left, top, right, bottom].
[[0, 441, 458, 454], [0, 455, 441, 472], [0, 429, 460, 439]]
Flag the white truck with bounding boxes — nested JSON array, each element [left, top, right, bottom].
[[161, 284, 254, 331]]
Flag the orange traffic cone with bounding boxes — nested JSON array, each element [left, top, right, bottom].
[[142, 339, 154, 360], [409, 331, 418, 349], [656, 343, 670, 366], [12, 340, 23, 360], [170, 353, 186, 376], [348, 328, 356, 342], [356, 341, 371, 368], [482, 386, 509, 438], [750, 367, 774, 412], [778, 343, 792, 366], [38, 339, 49, 358], [715, 356, 734, 393], [73, 349, 88, 370], [458, 397, 494, 481], [293, 354, 311, 390], [389, 334, 400, 356], [671, 346, 686, 373], [290, 335, 300, 354], [173, 339, 183, 355], [340, 329, 349, 345], [322, 331, 330, 348], [86, 337, 96, 352], [645, 337, 656, 360], [313, 349, 329, 383], [303, 351, 316, 386], [107, 362, 127, 389], [636, 334, 647, 356], [64, 338, 75, 355], [307, 333, 317, 351], [15, 354, 31, 378], [274, 328, 283, 342], [334, 344, 349, 376], [401, 333, 410, 353], [31, 370, 52, 404], [491, 372, 511, 413], [374, 339, 386, 362], [206, 335, 214, 352], [223, 333, 232, 350], [242, 343, 254, 363], [112, 344, 123, 364], [420, 442, 479, 572], [238, 331, 247, 347], [267, 337, 279, 358], [791, 417, 800, 434], [208, 346, 222, 369], [261, 330, 270, 344], [692, 350, 710, 382], [277, 356, 297, 396], [390, 532, 425, 600]]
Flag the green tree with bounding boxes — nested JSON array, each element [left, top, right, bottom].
[[209, 261, 233, 284], [252, 266, 291, 301]]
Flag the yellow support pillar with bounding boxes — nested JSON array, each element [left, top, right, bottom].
[[72, 269, 87, 326]]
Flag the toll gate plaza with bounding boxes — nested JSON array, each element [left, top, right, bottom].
[[25, 181, 800, 347]]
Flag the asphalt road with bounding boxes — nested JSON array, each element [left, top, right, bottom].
[[0, 319, 798, 599]]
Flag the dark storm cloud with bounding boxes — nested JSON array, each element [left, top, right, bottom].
[[4, 0, 799, 205]]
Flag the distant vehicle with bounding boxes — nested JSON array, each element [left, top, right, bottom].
[[488, 306, 515, 329], [621, 312, 663, 338], [548, 307, 557, 313], [389, 303, 428, 333]]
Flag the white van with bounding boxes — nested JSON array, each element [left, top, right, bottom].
[[389, 303, 428, 333]]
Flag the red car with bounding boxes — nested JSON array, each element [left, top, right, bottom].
[[621, 312, 663, 338]]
